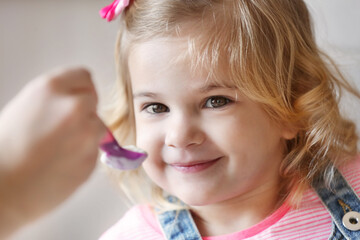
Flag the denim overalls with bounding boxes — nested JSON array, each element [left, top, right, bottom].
[[157, 169, 360, 240]]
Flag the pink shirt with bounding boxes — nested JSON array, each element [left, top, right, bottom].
[[99, 156, 360, 240]]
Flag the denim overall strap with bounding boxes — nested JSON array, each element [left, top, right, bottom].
[[157, 209, 202, 240], [313, 169, 360, 239]]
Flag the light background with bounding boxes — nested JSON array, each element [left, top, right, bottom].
[[0, 0, 359, 239]]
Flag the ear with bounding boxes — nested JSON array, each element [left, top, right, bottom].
[[280, 124, 298, 140]]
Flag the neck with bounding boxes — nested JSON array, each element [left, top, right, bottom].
[[190, 178, 285, 236]]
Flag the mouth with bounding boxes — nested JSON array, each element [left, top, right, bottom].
[[169, 157, 221, 173]]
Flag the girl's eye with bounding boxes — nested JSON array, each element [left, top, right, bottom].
[[204, 96, 231, 108], [143, 103, 169, 114]]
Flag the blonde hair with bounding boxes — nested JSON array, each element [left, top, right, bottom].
[[104, 0, 360, 208]]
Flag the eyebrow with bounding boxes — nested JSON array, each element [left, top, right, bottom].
[[133, 92, 158, 99], [133, 84, 236, 99], [198, 83, 236, 93]]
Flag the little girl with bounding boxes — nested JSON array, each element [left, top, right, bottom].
[[99, 0, 360, 239]]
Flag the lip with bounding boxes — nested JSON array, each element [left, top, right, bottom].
[[169, 157, 221, 173]]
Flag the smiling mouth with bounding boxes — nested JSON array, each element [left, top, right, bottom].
[[169, 158, 221, 173]]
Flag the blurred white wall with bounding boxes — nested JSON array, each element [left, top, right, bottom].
[[0, 0, 359, 240], [305, 0, 360, 124]]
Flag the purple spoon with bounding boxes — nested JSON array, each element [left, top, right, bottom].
[[99, 129, 147, 170]]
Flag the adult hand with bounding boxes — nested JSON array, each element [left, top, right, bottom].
[[0, 67, 106, 238]]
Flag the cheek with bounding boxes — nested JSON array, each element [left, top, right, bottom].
[[206, 114, 252, 145], [136, 127, 157, 153], [135, 118, 164, 158], [210, 111, 280, 156], [135, 115, 149, 147], [137, 126, 169, 192], [136, 121, 166, 176]]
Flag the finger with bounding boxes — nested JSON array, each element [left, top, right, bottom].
[[93, 115, 108, 143], [39, 67, 97, 95], [73, 116, 107, 158], [64, 93, 99, 122]]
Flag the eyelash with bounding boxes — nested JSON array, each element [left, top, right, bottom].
[[142, 103, 169, 114], [142, 96, 233, 114], [203, 96, 233, 109]]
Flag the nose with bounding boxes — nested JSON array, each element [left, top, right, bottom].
[[165, 113, 205, 149]]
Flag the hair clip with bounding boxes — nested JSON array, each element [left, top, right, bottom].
[[99, 0, 130, 22]]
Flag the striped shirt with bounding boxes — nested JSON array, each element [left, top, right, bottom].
[[99, 156, 360, 240]]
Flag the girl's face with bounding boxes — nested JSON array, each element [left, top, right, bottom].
[[129, 38, 292, 206]]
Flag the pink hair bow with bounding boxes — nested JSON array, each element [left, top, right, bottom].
[[100, 0, 130, 22]]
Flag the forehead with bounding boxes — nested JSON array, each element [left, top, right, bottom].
[[129, 38, 188, 72], [128, 37, 233, 89], [129, 38, 202, 94]]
